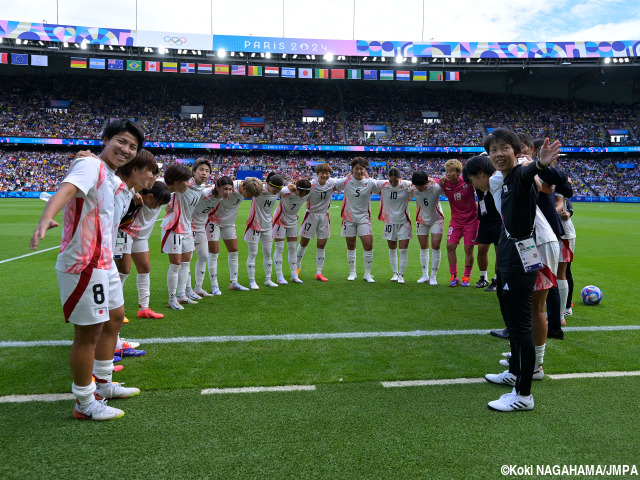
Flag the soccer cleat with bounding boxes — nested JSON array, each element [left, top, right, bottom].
[[121, 340, 140, 350], [390, 273, 398, 282], [264, 279, 279, 287], [186, 290, 202, 301], [397, 274, 405, 284], [485, 279, 498, 292], [474, 276, 489, 288], [123, 317, 129, 324], [490, 328, 510, 339], [429, 274, 438, 286], [249, 281, 260, 290], [115, 347, 146, 358], [211, 285, 222, 296], [560, 317, 567, 326], [501, 352, 512, 358], [488, 391, 534, 412], [363, 274, 375, 283], [297, 267, 301, 276], [564, 307, 573, 316], [113, 364, 124, 373], [461, 276, 471, 287], [532, 364, 544, 380], [177, 295, 198, 305], [485, 370, 517, 386], [137, 307, 164, 319], [95, 382, 140, 400], [347, 272, 357, 281], [290, 276, 304, 284], [449, 275, 460, 287], [229, 282, 249, 292], [417, 275, 430, 284], [194, 288, 214, 297], [113, 355, 122, 363], [276, 276, 289, 285], [74, 399, 125, 421], [315, 274, 329, 282], [499, 359, 510, 367], [168, 298, 184, 310], [547, 328, 565, 340]]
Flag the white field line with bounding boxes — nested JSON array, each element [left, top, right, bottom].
[[547, 371, 640, 380], [0, 393, 75, 403], [0, 245, 60, 264], [201, 385, 316, 395], [2, 325, 640, 349]]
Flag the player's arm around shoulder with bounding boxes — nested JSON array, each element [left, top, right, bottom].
[[30, 182, 79, 250]]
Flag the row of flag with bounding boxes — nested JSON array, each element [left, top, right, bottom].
[[0, 52, 48, 66]]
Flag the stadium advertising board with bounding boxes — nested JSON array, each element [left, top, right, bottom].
[[136, 30, 211, 51]]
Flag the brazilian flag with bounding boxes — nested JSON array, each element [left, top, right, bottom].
[[127, 60, 142, 71]]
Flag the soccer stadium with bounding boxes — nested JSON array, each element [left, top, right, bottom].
[[1, 9, 640, 479]]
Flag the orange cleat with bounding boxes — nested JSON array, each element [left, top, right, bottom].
[[315, 274, 329, 282], [137, 307, 165, 319]]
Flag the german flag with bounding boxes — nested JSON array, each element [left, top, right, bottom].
[[70, 57, 87, 69]]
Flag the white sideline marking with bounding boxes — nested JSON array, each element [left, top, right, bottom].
[[2, 325, 640, 349], [547, 371, 640, 380], [382, 378, 486, 388], [202, 385, 316, 394], [0, 245, 60, 264], [0, 393, 74, 403]]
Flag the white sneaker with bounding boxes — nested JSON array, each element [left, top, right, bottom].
[[168, 298, 184, 310], [417, 275, 429, 284], [565, 307, 573, 316], [210, 285, 222, 296], [488, 390, 534, 412], [249, 281, 260, 290], [501, 352, 512, 358], [177, 295, 198, 305], [229, 282, 249, 292], [485, 370, 516, 386], [363, 274, 375, 283], [120, 338, 140, 349], [264, 279, 279, 287], [532, 364, 544, 380], [95, 382, 140, 400], [194, 287, 214, 297], [429, 275, 438, 285], [390, 273, 398, 282], [290, 276, 304, 284], [347, 272, 357, 281], [186, 290, 202, 300], [397, 274, 405, 284], [74, 399, 124, 421], [276, 276, 288, 285], [499, 359, 510, 367]]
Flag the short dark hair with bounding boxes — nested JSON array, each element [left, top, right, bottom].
[[213, 175, 234, 196], [164, 163, 192, 186], [517, 132, 534, 148], [533, 138, 544, 151], [266, 172, 284, 188], [350, 157, 368, 169], [388, 167, 401, 178], [411, 170, 429, 186], [140, 181, 171, 205], [192, 158, 212, 173], [462, 155, 496, 183], [484, 128, 522, 157], [116, 148, 158, 178], [295, 178, 312, 191], [102, 118, 144, 151]]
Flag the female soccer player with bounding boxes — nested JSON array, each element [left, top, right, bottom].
[[272, 178, 312, 284]]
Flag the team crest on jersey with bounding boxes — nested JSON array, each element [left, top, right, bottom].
[[503, 186, 509, 193]]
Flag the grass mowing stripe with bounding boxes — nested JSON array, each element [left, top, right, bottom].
[[3, 324, 640, 348], [202, 385, 317, 394], [0, 245, 60, 264], [547, 370, 640, 380]]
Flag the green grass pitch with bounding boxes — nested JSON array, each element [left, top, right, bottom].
[[1, 198, 639, 479]]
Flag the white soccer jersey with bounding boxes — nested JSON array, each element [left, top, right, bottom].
[[112, 181, 134, 246], [557, 195, 576, 240], [377, 179, 412, 224], [207, 180, 245, 227], [55, 157, 114, 274], [535, 206, 557, 245], [161, 184, 203, 234], [305, 177, 342, 214], [411, 182, 445, 225], [191, 187, 223, 231], [121, 204, 163, 240], [246, 184, 278, 232], [273, 187, 306, 228], [335, 177, 380, 224]]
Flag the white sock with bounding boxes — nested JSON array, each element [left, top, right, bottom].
[[347, 249, 356, 273], [287, 241, 298, 277], [119, 272, 129, 287], [420, 249, 430, 276], [93, 359, 113, 384], [72, 382, 96, 410], [363, 250, 373, 275], [137, 272, 150, 308], [177, 262, 190, 296], [247, 242, 258, 282], [208, 252, 219, 287], [115, 335, 123, 350], [398, 248, 408, 275], [389, 248, 398, 275], [480, 270, 488, 279], [194, 242, 208, 290], [167, 263, 180, 299], [535, 344, 546, 367], [431, 249, 441, 276], [316, 248, 325, 274], [261, 235, 273, 278], [228, 251, 239, 283], [296, 245, 307, 269], [274, 241, 285, 277], [558, 279, 569, 322]]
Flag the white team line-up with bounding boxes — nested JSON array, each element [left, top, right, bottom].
[[2, 371, 640, 404], [2, 324, 640, 349]]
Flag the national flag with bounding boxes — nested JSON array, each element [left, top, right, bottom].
[[180, 63, 195, 73], [446, 71, 460, 81], [108, 59, 124, 70], [429, 71, 444, 81], [248, 66, 262, 76], [145, 61, 160, 72], [331, 69, 345, 79], [265, 66, 279, 77], [298, 68, 312, 79], [380, 70, 394, 80], [126, 60, 141, 71], [162, 62, 178, 73], [0, 53, 8, 64], [11, 53, 29, 65], [31, 55, 48, 67], [363, 69, 378, 80], [215, 64, 229, 74], [89, 58, 105, 69], [396, 70, 410, 81], [281, 67, 296, 78], [347, 69, 361, 79], [70, 57, 86, 69], [413, 71, 427, 81], [315, 68, 329, 79], [198, 63, 212, 74], [231, 65, 245, 76]]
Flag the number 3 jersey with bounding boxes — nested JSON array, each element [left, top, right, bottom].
[[273, 187, 305, 228], [207, 180, 245, 227], [335, 177, 380, 224]]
